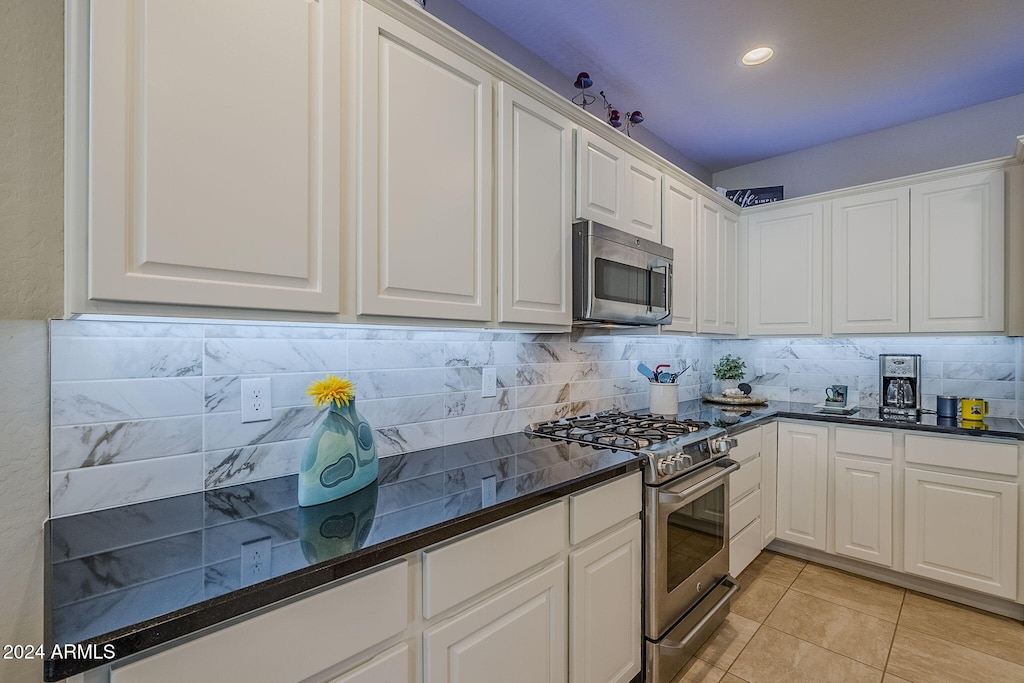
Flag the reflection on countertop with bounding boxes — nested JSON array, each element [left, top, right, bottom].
[[44, 432, 641, 681]]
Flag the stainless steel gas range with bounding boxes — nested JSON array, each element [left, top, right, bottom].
[[526, 411, 740, 683]]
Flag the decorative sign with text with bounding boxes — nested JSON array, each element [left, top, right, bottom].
[[724, 185, 784, 208]]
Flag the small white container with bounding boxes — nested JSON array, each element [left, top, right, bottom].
[[649, 383, 680, 416]]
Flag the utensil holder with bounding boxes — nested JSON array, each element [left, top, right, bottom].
[[649, 383, 680, 416]]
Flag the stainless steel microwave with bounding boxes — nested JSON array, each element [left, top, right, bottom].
[[572, 221, 673, 326]]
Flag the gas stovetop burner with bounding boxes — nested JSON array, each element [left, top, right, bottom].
[[525, 410, 735, 485]]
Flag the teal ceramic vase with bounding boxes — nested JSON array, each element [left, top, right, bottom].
[[299, 480, 378, 563], [298, 400, 378, 507]]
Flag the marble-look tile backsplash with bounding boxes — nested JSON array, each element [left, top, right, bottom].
[[50, 320, 710, 516], [715, 336, 1022, 417]]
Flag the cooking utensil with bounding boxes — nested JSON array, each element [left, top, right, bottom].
[[637, 363, 657, 382]]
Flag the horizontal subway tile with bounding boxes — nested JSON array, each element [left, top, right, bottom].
[[444, 341, 517, 366], [204, 406, 322, 451], [444, 388, 514, 418], [359, 394, 445, 428], [445, 365, 515, 392], [52, 377, 203, 426], [52, 416, 203, 470], [348, 340, 444, 369], [444, 411, 518, 445], [51, 337, 203, 381], [203, 324, 346, 339], [204, 440, 306, 489], [517, 383, 571, 408], [51, 454, 204, 517], [204, 338, 347, 375], [374, 421, 444, 457], [343, 368, 446, 400], [51, 320, 203, 338]]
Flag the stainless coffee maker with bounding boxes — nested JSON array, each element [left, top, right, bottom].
[[879, 354, 922, 420]]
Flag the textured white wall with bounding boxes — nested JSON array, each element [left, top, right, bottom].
[[0, 0, 64, 321], [0, 0, 62, 681], [712, 93, 1024, 199]]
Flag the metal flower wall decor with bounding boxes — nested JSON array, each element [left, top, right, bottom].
[[572, 71, 644, 137]]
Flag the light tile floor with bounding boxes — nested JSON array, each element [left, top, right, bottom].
[[671, 550, 1024, 683]]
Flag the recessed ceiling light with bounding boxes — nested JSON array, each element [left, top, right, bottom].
[[741, 46, 774, 66]]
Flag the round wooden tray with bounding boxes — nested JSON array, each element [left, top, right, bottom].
[[701, 393, 769, 406]]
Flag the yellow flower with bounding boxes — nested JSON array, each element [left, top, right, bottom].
[[306, 374, 356, 409]]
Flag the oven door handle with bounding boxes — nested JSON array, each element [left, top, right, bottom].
[[657, 460, 740, 506], [658, 575, 739, 651]]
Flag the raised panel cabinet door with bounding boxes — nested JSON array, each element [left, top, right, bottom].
[[661, 176, 698, 332], [89, 0, 341, 312], [359, 4, 493, 321], [746, 203, 824, 335], [904, 468, 1018, 599], [623, 155, 663, 242], [423, 562, 567, 683], [569, 520, 641, 683], [697, 199, 740, 335], [910, 170, 1005, 332], [497, 83, 572, 326], [776, 422, 828, 551], [831, 188, 911, 334], [575, 127, 625, 227], [833, 456, 893, 567], [761, 422, 778, 547]]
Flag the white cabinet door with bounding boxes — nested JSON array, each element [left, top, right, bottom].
[[358, 4, 493, 321], [497, 83, 572, 326], [697, 199, 740, 335], [569, 520, 641, 683], [661, 177, 698, 332], [910, 170, 1005, 332], [576, 127, 625, 227], [904, 467, 1018, 599], [424, 562, 567, 683], [831, 188, 910, 334], [89, 0, 340, 313], [747, 203, 824, 335], [834, 456, 893, 567], [761, 422, 778, 547], [776, 423, 828, 551], [624, 156, 663, 242]]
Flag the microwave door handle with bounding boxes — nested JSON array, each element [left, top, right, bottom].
[[648, 258, 672, 320]]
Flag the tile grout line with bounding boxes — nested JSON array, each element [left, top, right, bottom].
[[882, 587, 908, 676]]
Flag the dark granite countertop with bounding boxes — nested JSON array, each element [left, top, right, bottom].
[[43, 433, 642, 681], [674, 399, 1024, 441]]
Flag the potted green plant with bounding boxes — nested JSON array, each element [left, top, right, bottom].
[[713, 354, 746, 394]]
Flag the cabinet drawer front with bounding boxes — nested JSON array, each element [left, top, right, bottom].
[[570, 472, 641, 545], [111, 562, 409, 683], [729, 518, 762, 577], [905, 434, 1017, 476], [730, 426, 762, 462], [835, 427, 893, 460], [423, 501, 566, 618], [730, 489, 762, 537], [729, 455, 761, 504], [328, 643, 409, 683]]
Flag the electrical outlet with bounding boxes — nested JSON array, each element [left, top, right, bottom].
[[481, 475, 497, 507], [240, 537, 272, 586], [241, 378, 272, 423], [754, 361, 766, 377], [481, 367, 497, 398]]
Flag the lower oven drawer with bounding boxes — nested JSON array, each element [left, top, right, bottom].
[[645, 575, 738, 683]]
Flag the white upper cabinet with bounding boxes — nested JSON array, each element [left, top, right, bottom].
[[697, 199, 740, 335], [624, 156, 663, 242], [831, 188, 910, 334], [746, 202, 824, 335], [661, 176, 699, 332], [910, 170, 1005, 332], [576, 127, 626, 227], [358, 3, 493, 322], [88, 0, 341, 313], [575, 128, 662, 242], [497, 83, 573, 326]]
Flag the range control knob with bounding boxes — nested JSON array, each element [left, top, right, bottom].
[[714, 438, 739, 454], [656, 458, 671, 475]]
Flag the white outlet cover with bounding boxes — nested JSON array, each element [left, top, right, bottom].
[[241, 377, 273, 423], [481, 367, 497, 398]]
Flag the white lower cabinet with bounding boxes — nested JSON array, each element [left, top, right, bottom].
[[833, 456, 893, 567], [776, 422, 829, 551], [569, 520, 641, 683], [727, 426, 768, 576], [328, 644, 410, 683], [904, 467, 1018, 599], [423, 562, 567, 683], [760, 423, 778, 546]]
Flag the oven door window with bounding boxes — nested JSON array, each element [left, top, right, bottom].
[[665, 485, 726, 592], [595, 258, 664, 307]]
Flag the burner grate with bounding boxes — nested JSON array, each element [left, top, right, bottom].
[[526, 410, 711, 452]]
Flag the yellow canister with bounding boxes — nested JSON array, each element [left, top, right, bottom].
[[960, 398, 989, 419]]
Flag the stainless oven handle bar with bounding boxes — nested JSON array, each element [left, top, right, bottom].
[[658, 576, 739, 651], [658, 460, 739, 506]]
